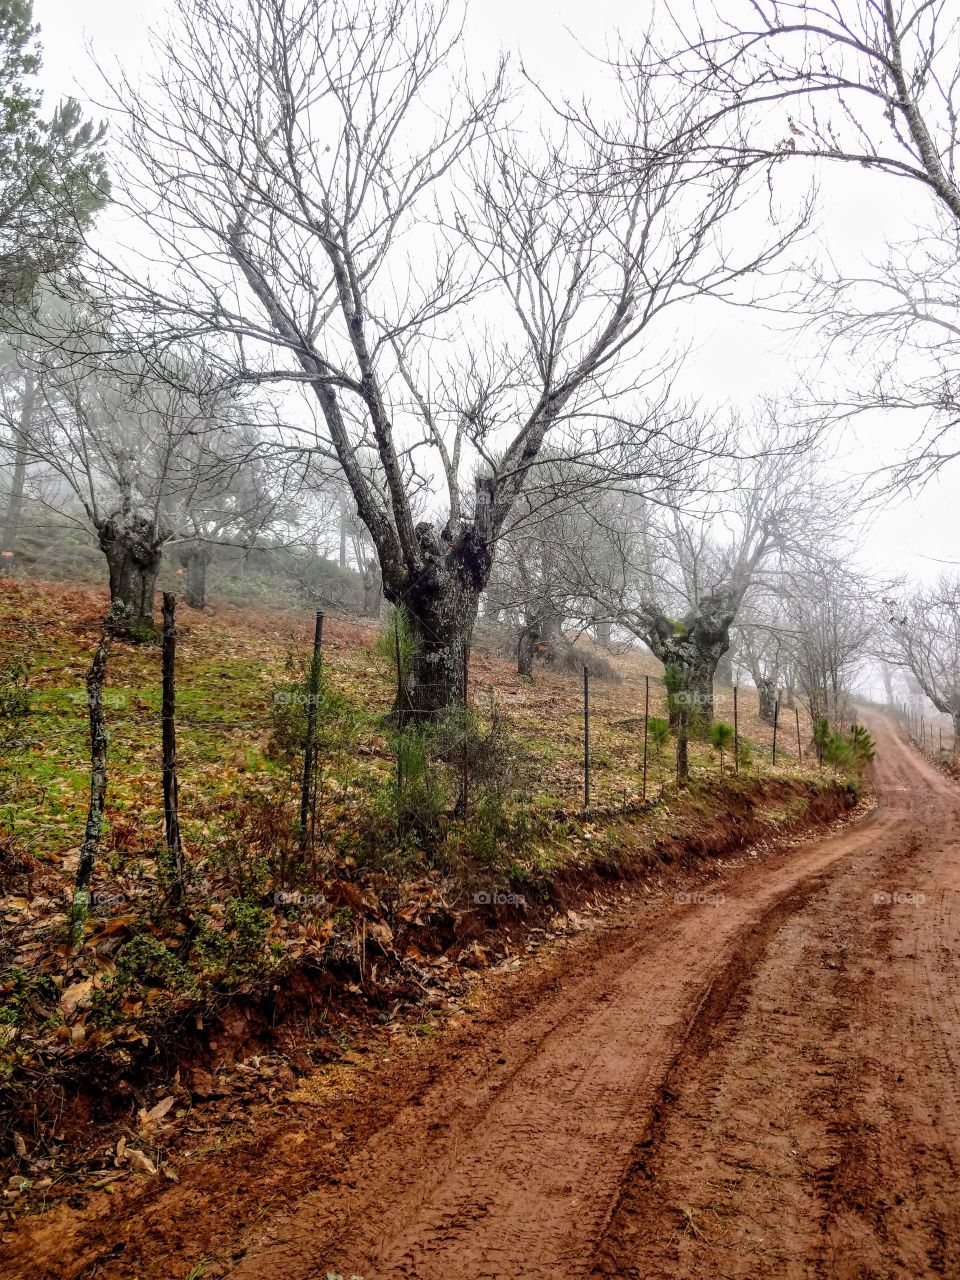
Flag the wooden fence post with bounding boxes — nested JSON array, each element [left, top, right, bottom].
[[583, 666, 591, 811], [299, 610, 325, 853], [772, 698, 780, 765], [161, 593, 185, 902], [71, 619, 113, 950], [642, 674, 649, 802]]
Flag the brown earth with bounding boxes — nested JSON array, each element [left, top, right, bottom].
[[4, 712, 959, 1279]]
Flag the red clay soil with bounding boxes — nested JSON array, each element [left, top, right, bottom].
[[5, 713, 959, 1279]]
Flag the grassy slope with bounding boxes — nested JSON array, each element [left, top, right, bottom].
[[0, 578, 820, 861]]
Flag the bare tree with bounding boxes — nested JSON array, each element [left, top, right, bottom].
[[490, 434, 703, 677], [105, 0, 803, 718], [660, 1, 960, 486], [13, 295, 278, 632], [735, 589, 790, 723], [597, 435, 840, 727], [784, 554, 875, 729], [171, 415, 301, 609], [887, 574, 960, 756]]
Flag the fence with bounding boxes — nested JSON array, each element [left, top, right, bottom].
[[1, 600, 826, 880], [892, 697, 956, 760]]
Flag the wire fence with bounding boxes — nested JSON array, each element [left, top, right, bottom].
[[1, 600, 840, 872]]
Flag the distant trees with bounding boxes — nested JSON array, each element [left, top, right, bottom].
[[109, 0, 803, 718], [887, 576, 960, 758], [169, 413, 297, 610], [595, 438, 839, 728], [0, 0, 109, 568], [489, 454, 647, 677], [9, 296, 285, 633], [783, 555, 874, 729], [735, 592, 789, 724]]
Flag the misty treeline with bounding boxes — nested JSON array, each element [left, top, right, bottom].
[[0, 0, 959, 745]]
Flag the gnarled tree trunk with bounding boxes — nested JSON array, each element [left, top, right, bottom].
[[642, 591, 738, 733], [517, 622, 537, 677], [517, 605, 562, 677], [96, 514, 165, 636], [756, 675, 778, 725], [388, 523, 489, 724]]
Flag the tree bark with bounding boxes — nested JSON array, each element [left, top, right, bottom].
[[1, 373, 34, 571], [517, 623, 536, 677], [387, 524, 487, 723], [401, 595, 478, 720], [361, 555, 382, 617], [594, 620, 612, 647], [96, 514, 165, 635], [756, 676, 778, 725], [181, 545, 211, 609]]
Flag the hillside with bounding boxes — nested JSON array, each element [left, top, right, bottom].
[[0, 577, 846, 1218]]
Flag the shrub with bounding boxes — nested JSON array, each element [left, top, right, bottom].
[[710, 720, 734, 773], [849, 724, 876, 768], [647, 715, 671, 790], [0, 652, 30, 724]]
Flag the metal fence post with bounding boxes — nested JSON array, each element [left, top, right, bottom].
[[772, 698, 779, 765]]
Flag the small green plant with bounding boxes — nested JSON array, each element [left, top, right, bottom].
[[268, 657, 351, 762], [374, 605, 416, 702], [849, 723, 876, 768], [710, 721, 734, 774], [736, 738, 753, 770], [823, 731, 854, 773], [92, 934, 198, 1025], [812, 717, 831, 766], [0, 652, 30, 725], [647, 715, 671, 792], [0, 967, 57, 1028]]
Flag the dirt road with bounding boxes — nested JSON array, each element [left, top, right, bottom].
[[9, 714, 960, 1278]]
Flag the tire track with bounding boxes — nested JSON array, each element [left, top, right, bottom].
[[593, 717, 960, 1280]]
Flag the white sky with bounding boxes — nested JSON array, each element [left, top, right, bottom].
[[30, 0, 960, 588]]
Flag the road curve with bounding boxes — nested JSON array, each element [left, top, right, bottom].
[[220, 714, 960, 1279]]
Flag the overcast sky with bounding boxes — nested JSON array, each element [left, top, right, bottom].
[[30, 0, 960, 589]]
